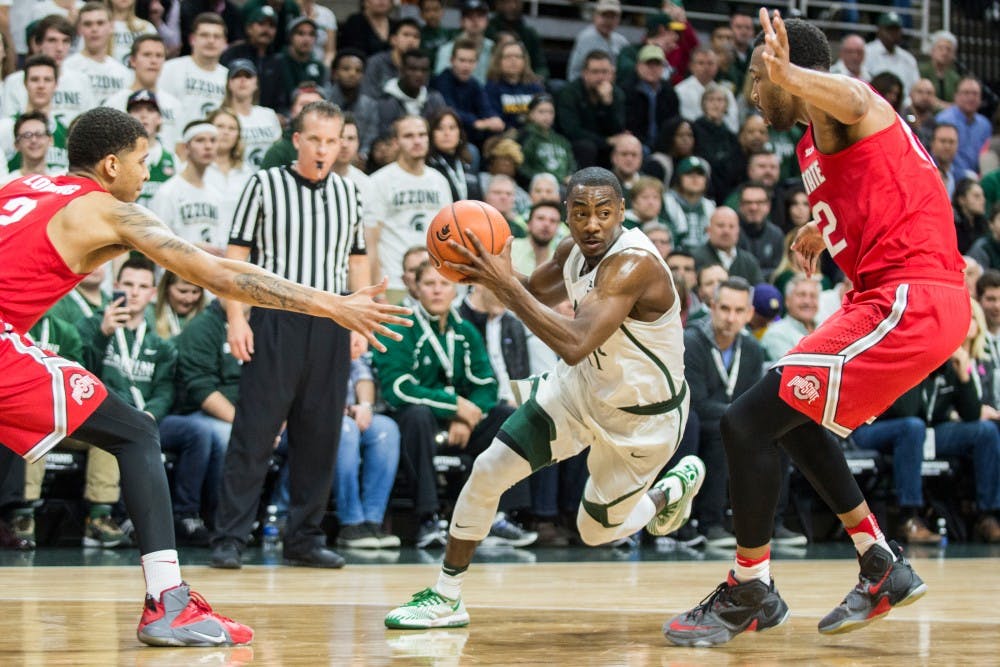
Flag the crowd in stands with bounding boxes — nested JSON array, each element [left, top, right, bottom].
[[0, 0, 999, 555]]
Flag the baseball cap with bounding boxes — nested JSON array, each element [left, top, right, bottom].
[[594, 0, 622, 14], [227, 58, 258, 79], [878, 11, 902, 27], [460, 0, 489, 14], [127, 89, 160, 113], [245, 5, 278, 25], [637, 44, 666, 63], [752, 283, 783, 320], [676, 156, 708, 176], [287, 16, 318, 35]]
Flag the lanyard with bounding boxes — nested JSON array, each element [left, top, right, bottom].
[[115, 321, 148, 411], [440, 157, 468, 201], [166, 308, 182, 337], [69, 289, 94, 319], [710, 341, 742, 401], [414, 307, 455, 388]]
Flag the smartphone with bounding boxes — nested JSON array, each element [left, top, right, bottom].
[[112, 290, 127, 305]]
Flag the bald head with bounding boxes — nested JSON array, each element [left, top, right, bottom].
[[707, 206, 740, 251], [839, 34, 866, 75]]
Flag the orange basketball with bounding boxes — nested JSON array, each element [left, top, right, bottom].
[[426, 200, 512, 282]]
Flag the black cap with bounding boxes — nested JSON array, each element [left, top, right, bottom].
[[126, 89, 160, 113], [461, 0, 489, 14], [227, 58, 258, 79]]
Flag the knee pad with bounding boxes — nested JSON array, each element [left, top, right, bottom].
[[449, 441, 531, 542], [575, 507, 611, 547]]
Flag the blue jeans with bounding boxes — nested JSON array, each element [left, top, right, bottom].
[[159, 413, 224, 516], [336, 414, 400, 526], [185, 411, 231, 517], [851, 417, 926, 508], [934, 420, 1000, 511]]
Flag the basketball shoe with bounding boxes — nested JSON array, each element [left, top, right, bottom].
[[137, 583, 254, 647], [817, 540, 926, 634], [663, 572, 790, 647], [646, 455, 706, 536], [385, 588, 470, 629]]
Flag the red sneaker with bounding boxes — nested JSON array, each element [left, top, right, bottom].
[[137, 583, 253, 647]]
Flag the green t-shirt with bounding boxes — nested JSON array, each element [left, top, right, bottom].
[[138, 143, 178, 208], [6, 113, 69, 172]]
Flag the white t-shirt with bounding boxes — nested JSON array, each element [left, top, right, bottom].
[[1, 70, 97, 124], [675, 76, 740, 135], [158, 56, 228, 131], [237, 106, 282, 169], [31, 1, 83, 22], [61, 52, 133, 105], [2, 0, 35, 55], [346, 164, 377, 230], [103, 87, 184, 154], [308, 4, 337, 63], [112, 19, 158, 65], [149, 172, 228, 248], [0, 114, 69, 172], [367, 162, 453, 290], [206, 162, 254, 235]]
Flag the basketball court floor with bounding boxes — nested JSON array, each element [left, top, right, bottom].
[[0, 543, 996, 665]]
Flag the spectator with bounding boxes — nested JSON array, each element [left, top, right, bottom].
[[617, 13, 694, 89], [870, 71, 904, 112], [903, 78, 943, 148], [663, 156, 716, 251], [565, 0, 628, 82], [691, 206, 763, 285], [487, 0, 548, 79], [969, 205, 1000, 272], [666, 250, 697, 308], [483, 172, 528, 237], [372, 261, 531, 548], [104, 35, 183, 154], [140, 0, 183, 56], [435, 0, 494, 85], [556, 50, 625, 169], [931, 123, 976, 198], [919, 30, 960, 103], [830, 33, 870, 80], [935, 77, 992, 177], [2, 112, 54, 183], [0, 56, 67, 174], [724, 6, 755, 93], [333, 114, 377, 229], [180, 0, 242, 55], [339, 0, 392, 58], [642, 220, 673, 259], [528, 172, 560, 204], [692, 83, 740, 200], [159, 12, 228, 132], [206, 107, 255, 231], [484, 40, 544, 132], [676, 46, 739, 134], [153, 271, 207, 339], [760, 275, 819, 360], [123, 89, 178, 208], [749, 282, 782, 338], [49, 266, 110, 326], [953, 178, 988, 255], [222, 59, 281, 168], [367, 115, 453, 303], [609, 134, 646, 204], [777, 185, 812, 232], [220, 4, 278, 71], [623, 44, 680, 150], [426, 107, 483, 202], [736, 181, 784, 280], [400, 246, 430, 307], [63, 2, 133, 104], [299, 0, 335, 69], [646, 116, 696, 184], [710, 24, 737, 87], [459, 285, 533, 408], [268, 16, 325, 116], [517, 93, 576, 186], [683, 277, 766, 546], [260, 82, 325, 169], [239, 0, 299, 52], [431, 38, 504, 145], [328, 50, 379, 162], [690, 263, 729, 324], [109, 0, 157, 64], [511, 200, 562, 275], [419, 0, 456, 61], [865, 12, 920, 97], [361, 18, 422, 99], [723, 148, 780, 209], [377, 49, 448, 129], [334, 332, 402, 549], [624, 176, 669, 230]]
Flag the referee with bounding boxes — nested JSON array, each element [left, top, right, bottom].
[[211, 101, 369, 569]]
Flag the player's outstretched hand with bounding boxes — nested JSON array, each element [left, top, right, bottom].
[[791, 221, 825, 278], [444, 232, 516, 292], [759, 7, 794, 88], [333, 277, 413, 353]]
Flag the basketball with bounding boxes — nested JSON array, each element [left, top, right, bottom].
[[426, 200, 512, 282]]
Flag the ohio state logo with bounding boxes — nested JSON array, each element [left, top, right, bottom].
[[69, 373, 97, 405], [787, 374, 821, 404]]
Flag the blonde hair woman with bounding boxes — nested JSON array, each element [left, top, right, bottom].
[[153, 271, 207, 339], [107, 0, 157, 63]]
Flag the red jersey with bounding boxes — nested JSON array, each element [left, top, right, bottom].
[[0, 174, 107, 332], [796, 115, 965, 292]]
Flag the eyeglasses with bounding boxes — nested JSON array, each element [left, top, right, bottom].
[[16, 131, 49, 142]]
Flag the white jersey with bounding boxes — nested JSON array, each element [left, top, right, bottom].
[[368, 162, 453, 290], [61, 52, 133, 105], [104, 87, 184, 154], [345, 164, 377, 230], [158, 56, 227, 131], [1, 71, 96, 124], [206, 162, 254, 235], [111, 19, 157, 65], [149, 172, 228, 248], [559, 227, 685, 409], [238, 106, 282, 169]]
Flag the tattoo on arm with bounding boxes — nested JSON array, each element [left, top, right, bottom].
[[114, 203, 198, 255], [233, 273, 313, 314]]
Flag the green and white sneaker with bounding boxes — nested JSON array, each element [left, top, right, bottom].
[[385, 588, 470, 629], [646, 455, 706, 537]]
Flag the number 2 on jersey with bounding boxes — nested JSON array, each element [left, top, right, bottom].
[[812, 200, 847, 257], [0, 197, 38, 227]]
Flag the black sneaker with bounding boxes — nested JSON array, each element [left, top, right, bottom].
[[175, 515, 211, 546], [338, 523, 380, 549], [663, 572, 790, 647], [210, 539, 243, 569], [366, 522, 401, 549], [818, 540, 927, 635]]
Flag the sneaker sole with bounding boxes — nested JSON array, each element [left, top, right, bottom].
[[664, 606, 790, 647], [82, 536, 124, 548], [384, 612, 470, 630], [137, 630, 246, 647], [647, 456, 706, 537], [817, 583, 928, 635]]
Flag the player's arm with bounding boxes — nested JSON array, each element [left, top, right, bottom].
[[519, 237, 572, 307], [109, 201, 411, 352]]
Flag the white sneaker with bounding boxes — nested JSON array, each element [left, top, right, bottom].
[[385, 588, 470, 629], [646, 455, 706, 536]]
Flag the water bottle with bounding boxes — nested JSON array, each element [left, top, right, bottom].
[[936, 517, 948, 547], [262, 504, 280, 551]]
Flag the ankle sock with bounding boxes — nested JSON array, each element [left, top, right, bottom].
[[847, 514, 894, 559], [141, 549, 183, 599], [435, 562, 468, 600], [733, 549, 771, 584]]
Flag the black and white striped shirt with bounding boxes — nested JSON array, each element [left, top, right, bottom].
[[229, 166, 365, 293]]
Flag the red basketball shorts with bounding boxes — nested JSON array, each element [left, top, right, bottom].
[[775, 281, 970, 436], [0, 322, 107, 462]]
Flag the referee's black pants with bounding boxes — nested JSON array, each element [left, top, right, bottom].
[[213, 309, 349, 554]]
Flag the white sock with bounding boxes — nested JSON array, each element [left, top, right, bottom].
[[435, 564, 467, 600], [733, 551, 771, 584], [141, 549, 182, 599]]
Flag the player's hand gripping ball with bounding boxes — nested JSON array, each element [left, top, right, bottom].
[[426, 200, 512, 282]]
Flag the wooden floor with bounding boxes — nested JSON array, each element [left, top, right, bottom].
[[0, 555, 996, 666]]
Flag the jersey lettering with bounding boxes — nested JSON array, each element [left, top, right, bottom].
[[0, 197, 38, 226], [812, 200, 847, 257]]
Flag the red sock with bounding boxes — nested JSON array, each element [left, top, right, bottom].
[[846, 514, 893, 558]]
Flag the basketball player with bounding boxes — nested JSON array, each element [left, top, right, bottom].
[[0, 107, 410, 647], [385, 167, 706, 629], [663, 10, 970, 647]]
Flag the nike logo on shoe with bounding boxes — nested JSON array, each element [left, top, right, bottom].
[[187, 629, 229, 644]]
